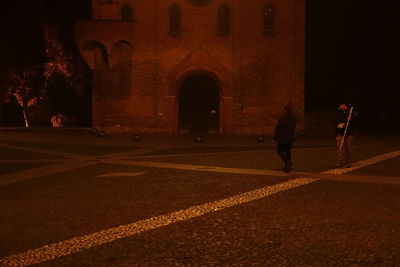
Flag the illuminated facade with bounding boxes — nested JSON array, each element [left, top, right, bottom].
[[75, 0, 304, 134]]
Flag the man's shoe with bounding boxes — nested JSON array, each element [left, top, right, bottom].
[[284, 161, 292, 172]]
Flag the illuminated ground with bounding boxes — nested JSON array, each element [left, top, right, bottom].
[[0, 131, 399, 266]]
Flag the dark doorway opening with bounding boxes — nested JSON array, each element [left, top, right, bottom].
[[179, 74, 220, 134]]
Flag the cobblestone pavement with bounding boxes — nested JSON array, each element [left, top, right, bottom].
[[0, 131, 399, 266]]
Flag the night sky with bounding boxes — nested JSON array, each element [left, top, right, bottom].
[[306, 0, 399, 110], [307, 0, 399, 130], [1, 0, 399, 130], [0, 0, 90, 76]]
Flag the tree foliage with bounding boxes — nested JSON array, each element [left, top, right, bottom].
[[0, 0, 92, 127], [7, 67, 44, 127]]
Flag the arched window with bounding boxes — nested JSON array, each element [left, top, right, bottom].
[[263, 4, 276, 36], [121, 4, 134, 22], [82, 41, 109, 70], [218, 3, 230, 36], [169, 3, 182, 36]]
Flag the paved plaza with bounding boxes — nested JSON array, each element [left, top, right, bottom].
[[0, 130, 400, 266]]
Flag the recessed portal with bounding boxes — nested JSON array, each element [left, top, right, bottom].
[[179, 74, 220, 134]]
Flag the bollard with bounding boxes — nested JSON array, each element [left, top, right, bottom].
[[133, 133, 141, 141]]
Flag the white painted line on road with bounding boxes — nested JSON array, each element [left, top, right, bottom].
[[313, 173, 400, 185], [323, 150, 400, 175], [97, 172, 146, 177], [105, 159, 293, 177], [0, 142, 91, 160], [105, 149, 400, 179], [130, 145, 339, 160], [1, 151, 399, 266], [0, 159, 66, 163], [0, 177, 317, 267], [0, 161, 98, 186]]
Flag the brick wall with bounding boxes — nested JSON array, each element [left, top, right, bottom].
[[76, 0, 304, 134]]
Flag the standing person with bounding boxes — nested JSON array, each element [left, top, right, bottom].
[[273, 103, 296, 172], [334, 103, 357, 168]]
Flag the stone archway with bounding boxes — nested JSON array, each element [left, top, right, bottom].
[[178, 73, 220, 134], [82, 40, 108, 70]]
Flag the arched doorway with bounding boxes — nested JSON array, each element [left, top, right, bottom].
[[179, 73, 220, 134]]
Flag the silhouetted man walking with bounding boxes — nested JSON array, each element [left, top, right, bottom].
[[273, 103, 296, 172]]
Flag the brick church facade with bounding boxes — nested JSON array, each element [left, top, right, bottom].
[[75, 0, 304, 134]]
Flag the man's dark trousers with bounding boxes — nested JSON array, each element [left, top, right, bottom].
[[277, 143, 292, 166]]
